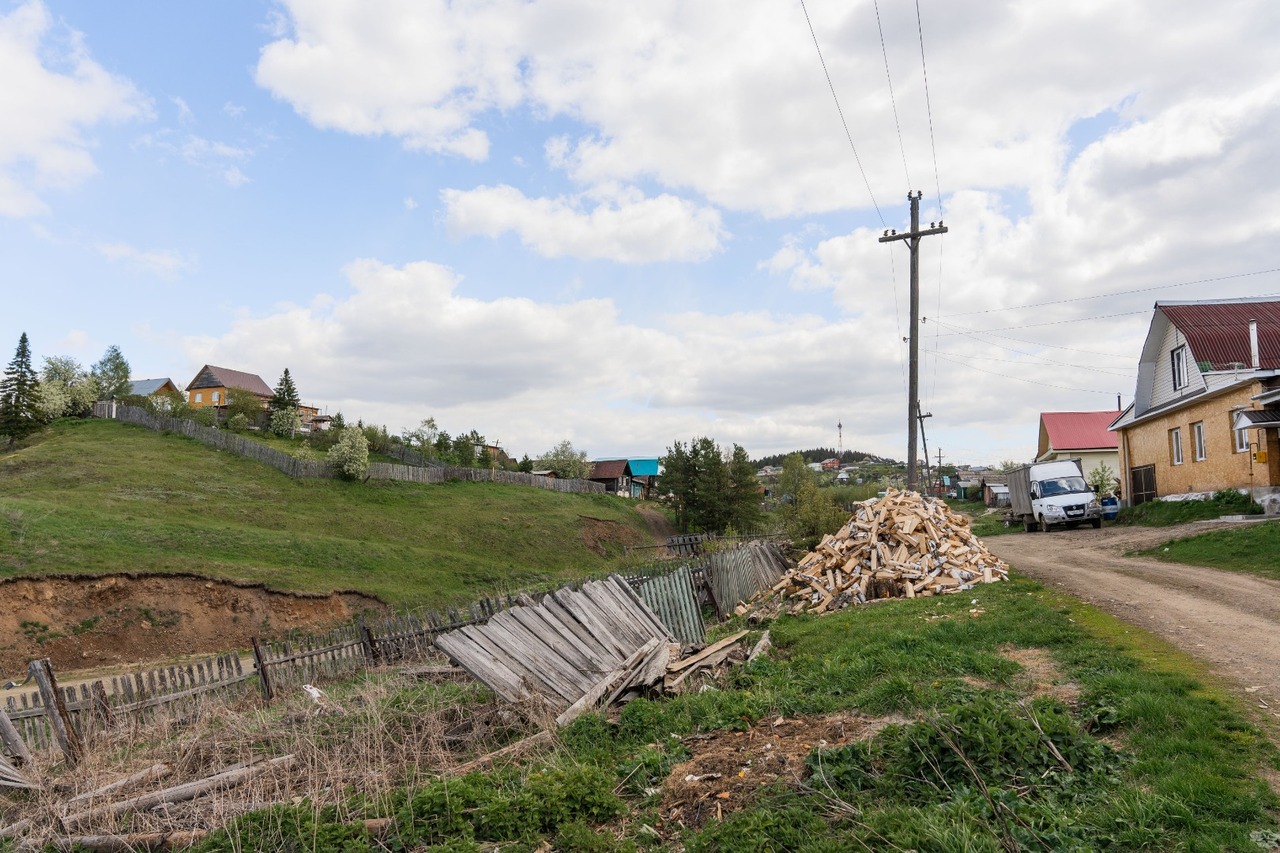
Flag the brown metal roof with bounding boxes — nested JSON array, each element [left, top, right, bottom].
[[185, 365, 273, 397], [589, 459, 630, 480], [1160, 300, 1280, 370]]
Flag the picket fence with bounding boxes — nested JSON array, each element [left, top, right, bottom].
[[92, 403, 604, 494]]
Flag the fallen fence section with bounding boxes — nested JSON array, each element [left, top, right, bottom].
[[434, 576, 673, 714]]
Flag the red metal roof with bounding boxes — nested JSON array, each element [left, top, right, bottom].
[[1160, 300, 1280, 370], [1040, 411, 1120, 451]]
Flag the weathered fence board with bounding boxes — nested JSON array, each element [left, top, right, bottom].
[[635, 565, 706, 646]]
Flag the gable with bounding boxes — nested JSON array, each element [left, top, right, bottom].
[[589, 459, 631, 480]]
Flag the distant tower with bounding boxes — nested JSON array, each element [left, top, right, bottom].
[[837, 421, 843, 456]]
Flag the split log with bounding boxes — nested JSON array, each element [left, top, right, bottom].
[[747, 631, 772, 662]]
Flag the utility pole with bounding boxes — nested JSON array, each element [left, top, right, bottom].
[[880, 191, 947, 491], [918, 406, 932, 495]]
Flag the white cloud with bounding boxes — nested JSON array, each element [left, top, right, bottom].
[[95, 242, 194, 278], [172, 96, 195, 125], [183, 258, 927, 459], [441, 184, 726, 263], [137, 130, 255, 187], [0, 1, 149, 217], [404, 196, 418, 210]]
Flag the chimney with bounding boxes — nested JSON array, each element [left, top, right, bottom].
[[1250, 319, 1260, 369]]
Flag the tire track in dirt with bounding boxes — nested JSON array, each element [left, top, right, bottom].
[[985, 519, 1280, 719]]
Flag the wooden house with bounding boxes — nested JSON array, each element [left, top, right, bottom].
[[1109, 298, 1280, 508], [125, 378, 180, 399], [185, 365, 273, 409], [589, 459, 633, 495]]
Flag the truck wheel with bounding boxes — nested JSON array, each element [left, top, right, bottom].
[[1091, 518, 1102, 529], [1038, 516, 1050, 532]]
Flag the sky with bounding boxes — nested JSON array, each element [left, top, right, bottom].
[[3, 0, 1280, 467]]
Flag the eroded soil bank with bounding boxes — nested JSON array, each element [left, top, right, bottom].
[[0, 573, 385, 675]]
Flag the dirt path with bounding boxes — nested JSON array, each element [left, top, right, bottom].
[[985, 519, 1280, 717]]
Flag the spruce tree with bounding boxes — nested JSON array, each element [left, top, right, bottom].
[[269, 368, 301, 413], [0, 333, 42, 442]]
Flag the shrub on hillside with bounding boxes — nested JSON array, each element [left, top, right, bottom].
[[328, 426, 370, 480]]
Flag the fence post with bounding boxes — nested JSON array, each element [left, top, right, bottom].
[[29, 658, 82, 766], [91, 682, 115, 728], [0, 707, 33, 766], [359, 618, 380, 665], [250, 637, 274, 703]]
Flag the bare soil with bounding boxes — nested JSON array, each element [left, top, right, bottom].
[[0, 573, 384, 677], [985, 519, 1280, 718], [659, 712, 906, 832]]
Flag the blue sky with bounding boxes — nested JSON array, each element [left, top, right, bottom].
[[4, 0, 1280, 465]]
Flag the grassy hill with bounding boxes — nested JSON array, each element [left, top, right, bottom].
[[0, 419, 659, 607]]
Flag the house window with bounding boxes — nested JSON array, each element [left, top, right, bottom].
[[212, 391, 220, 403], [194, 392, 203, 403], [1236, 425, 1251, 453], [1170, 427, 1183, 465], [1192, 421, 1206, 461], [1171, 345, 1188, 390]]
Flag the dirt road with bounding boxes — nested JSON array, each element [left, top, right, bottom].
[[985, 519, 1280, 715]]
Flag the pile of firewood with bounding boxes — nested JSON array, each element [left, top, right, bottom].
[[762, 490, 1008, 614]]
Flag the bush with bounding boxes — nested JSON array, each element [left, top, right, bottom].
[[328, 426, 370, 480], [270, 408, 301, 438], [226, 413, 249, 432]]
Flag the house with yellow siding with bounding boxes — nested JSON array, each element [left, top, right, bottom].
[[184, 365, 273, 409], [1109, 298, 1280, 511]]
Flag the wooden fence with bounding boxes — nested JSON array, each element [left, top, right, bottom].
[[3, 654, 250, 754], [92, 403, 604, 494]]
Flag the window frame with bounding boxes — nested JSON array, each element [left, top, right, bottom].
[[1235, 424, 1251, 453], [1170, 427, 1183, 465], [1191, 421, 1206, 461], [194, 392, 203, 403], [1171, 345, 1188, 390]]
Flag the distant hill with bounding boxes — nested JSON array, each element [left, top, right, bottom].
[[751, 448, 902, 468], [0, 419, 658, 608]]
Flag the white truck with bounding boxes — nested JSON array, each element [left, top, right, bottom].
[[1006, 458, 1103, 532]]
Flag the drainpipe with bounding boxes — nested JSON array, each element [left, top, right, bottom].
[[1250, 319, 1260, 369]]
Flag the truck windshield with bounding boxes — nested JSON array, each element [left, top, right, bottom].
[[1039, 476, 1089, 497]]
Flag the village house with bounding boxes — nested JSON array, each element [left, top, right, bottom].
[[1109, 298, 1280, 510], [588, 459, 633, 495], [185, 365, 273, 409], [1036, 411, 1121, 489]]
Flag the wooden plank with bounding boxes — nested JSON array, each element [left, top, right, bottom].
[[551, 589, 631, 657], [668, 630, 749, 673], [577, 583, 649, 648], [434, 629, 525, 703], [480, 618, 580, 703], [509, 607, 604, 679], [489, 612, 594, 694], [463, 621, 572, 705], [555, 639, 660, 727], [606, 575, 673, 641], [541, 597, 618, 662]]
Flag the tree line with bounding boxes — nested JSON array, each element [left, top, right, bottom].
[[751, 447, 901, 468]]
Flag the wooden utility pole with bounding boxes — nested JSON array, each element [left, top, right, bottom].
[[879, 191, 947, 491]]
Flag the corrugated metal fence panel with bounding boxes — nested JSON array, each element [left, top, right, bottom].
[[636, 565, 706, 646]]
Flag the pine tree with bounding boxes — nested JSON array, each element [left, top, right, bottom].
[[269, 368, 301, 413], [0, 333, 42, 442]]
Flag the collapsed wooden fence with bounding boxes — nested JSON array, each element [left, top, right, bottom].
[[91, 403, 605, 494]]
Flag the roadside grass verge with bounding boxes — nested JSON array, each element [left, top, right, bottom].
[[1135, 521, 1280, 578], [0, 419, 653, 607], [1115, 489, 1262, 526], [155, 579, 1278, 851]]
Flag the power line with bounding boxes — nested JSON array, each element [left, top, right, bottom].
[[914, 0, 942, 210], [941, 269, 1280, 318], [799, 0, 886, 227], [931, 349, 1132, 378], [932, 352, 1120, 395], [927, 318, 1133, 358], [926, 309, 1147, 335], [872, 0, 911, 190]]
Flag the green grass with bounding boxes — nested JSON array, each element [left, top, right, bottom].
[[1136, 521, 1280, 578], [0, 419, 655, 607], [187, 579, 1280, 851], [1115, 489, 1263, 526]]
